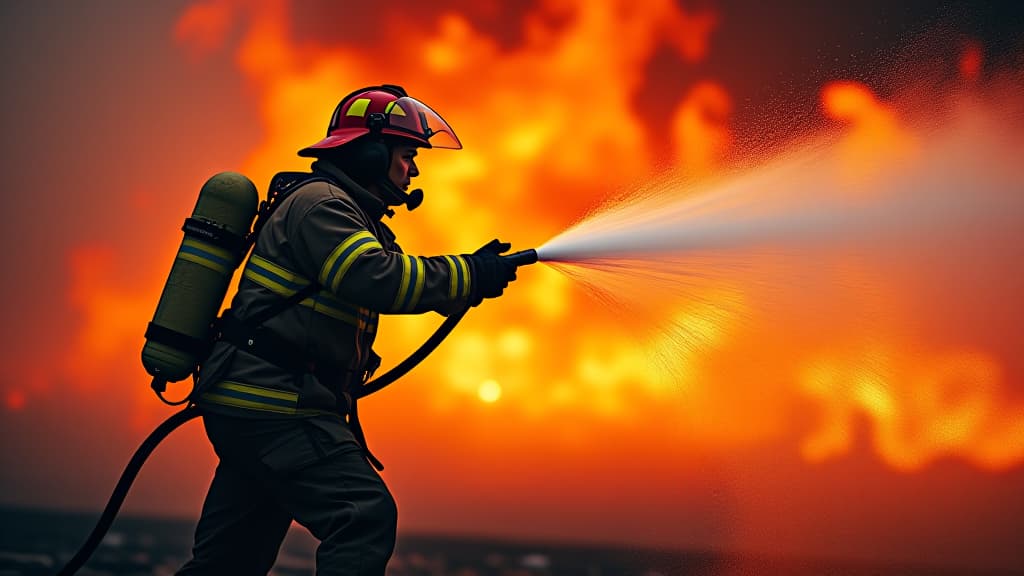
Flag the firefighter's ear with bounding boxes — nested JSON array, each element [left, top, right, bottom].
[[342, 138, 390, 184], [354, 139, 390, 177]]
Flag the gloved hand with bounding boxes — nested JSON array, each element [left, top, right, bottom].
[[465, 239, 518, 306]]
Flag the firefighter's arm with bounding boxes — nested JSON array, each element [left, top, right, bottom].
[[295, 197, 475, 314]]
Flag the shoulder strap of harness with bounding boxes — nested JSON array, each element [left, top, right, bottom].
[[245, 172, 330, 255], [239, 171, 334, 323]]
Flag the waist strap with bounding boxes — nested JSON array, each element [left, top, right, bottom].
[[215, 310, 384, 470], [218, 312, 344, 380]]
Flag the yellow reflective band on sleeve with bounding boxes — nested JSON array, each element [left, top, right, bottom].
[[346, 98, 371, 117], [455, 255, 470, 299], [320, 231, 381, 293], [409, 257, 426, 310], [443, 255, 458, 299], [200, 381, 335, 416], [392, 255, 411, 312], [392, 256, 425, 312], [179, 238, 234, 275]]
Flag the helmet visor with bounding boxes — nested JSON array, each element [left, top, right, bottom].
[[384, 96, 462, 149]]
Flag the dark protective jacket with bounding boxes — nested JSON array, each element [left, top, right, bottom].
[[196, 160, 473, 419]]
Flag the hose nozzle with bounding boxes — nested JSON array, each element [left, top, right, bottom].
[[502, 248, 538, 267]]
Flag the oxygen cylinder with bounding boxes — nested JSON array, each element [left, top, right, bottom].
[[142, 172, 258, 387]]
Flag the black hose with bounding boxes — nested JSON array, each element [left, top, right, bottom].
[[356, 306, 469, 398], [57, 403, 201, 576]]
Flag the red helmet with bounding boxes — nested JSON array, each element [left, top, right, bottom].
[[298, 85, 462, 157]]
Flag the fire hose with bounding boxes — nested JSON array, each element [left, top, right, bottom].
[[58, 249, 538, 576]]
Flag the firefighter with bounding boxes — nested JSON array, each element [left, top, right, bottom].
[[176, 84, 518, 576]]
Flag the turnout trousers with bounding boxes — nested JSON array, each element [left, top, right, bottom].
[[176, 412, 397, 576]]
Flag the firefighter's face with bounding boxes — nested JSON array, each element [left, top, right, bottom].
[[388, 144, 419, 191]]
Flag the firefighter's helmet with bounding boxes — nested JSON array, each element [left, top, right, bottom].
[[298, 85, 461, 156]]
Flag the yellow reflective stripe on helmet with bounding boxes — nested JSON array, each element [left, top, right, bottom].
[[179, 238, 233, 275], [320, 231, 381, 293], [346, 98, 371, 117], [201, 381, 335, 416], [384, 101, 407, 116]]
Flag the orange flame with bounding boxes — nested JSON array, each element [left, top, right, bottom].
[[34, 0, 1021, 494], [801, 349, 1024, 471], [156, 0, 1024, 477], [672, 81, 733, 175], [821, 80, 917, 182]]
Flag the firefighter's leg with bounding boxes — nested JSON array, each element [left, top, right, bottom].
[[278, 422, 398, 576], [176, 458, 292, 575]]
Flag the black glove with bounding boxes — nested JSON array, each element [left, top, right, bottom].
[[465, 239, 518, 306]]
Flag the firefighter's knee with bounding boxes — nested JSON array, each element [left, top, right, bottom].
[[366, 483, 398, 540]]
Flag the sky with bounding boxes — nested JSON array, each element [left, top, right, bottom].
[[1, 0, 1023, 572]]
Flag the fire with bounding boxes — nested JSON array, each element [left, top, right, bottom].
[[36, 0, 1021, 498], [64, 247, 155, 388], [821, 80, 917, 182], [57, 243, 183, 430], [160, 0, 1024, 475], [800, 349, 1024, 471], [672, 81, 733, 175], [173, 0, 234, 57]]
